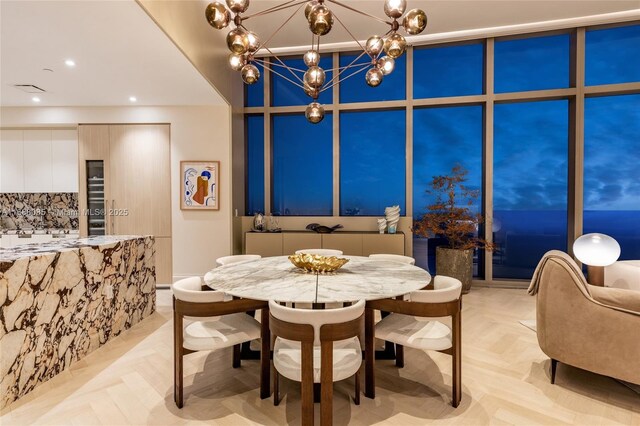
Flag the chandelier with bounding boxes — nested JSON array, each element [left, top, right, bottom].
[[205, 0, 427, 123]]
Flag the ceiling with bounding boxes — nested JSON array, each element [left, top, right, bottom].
[[238, 0, 640, 50], [1, 1, 638, 108], [0, 0, 225, 107]]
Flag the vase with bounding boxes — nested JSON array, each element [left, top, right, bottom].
[[435, 246, 473, 294]]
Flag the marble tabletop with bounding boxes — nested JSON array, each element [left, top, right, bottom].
[[204, 256, 431, 303]]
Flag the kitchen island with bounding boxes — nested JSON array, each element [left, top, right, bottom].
[[0, 235, 156, 409]]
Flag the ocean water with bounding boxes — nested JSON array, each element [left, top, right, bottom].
[[413, 210, 640, 280]]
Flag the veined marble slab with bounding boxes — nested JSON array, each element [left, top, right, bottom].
[[204, 256, 430, 303], [0, 235, 156, 409]]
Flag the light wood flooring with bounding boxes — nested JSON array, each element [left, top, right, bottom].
[[1, 288, 638, 425]]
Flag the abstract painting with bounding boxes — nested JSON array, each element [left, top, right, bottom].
[[180, 161, 220, 210]]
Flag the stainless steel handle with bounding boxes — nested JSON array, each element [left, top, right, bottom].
[[111, 200, 115, 234], [104, 199, 109, 235]]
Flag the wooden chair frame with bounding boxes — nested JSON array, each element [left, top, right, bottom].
[[269, 312, 364, 426], [173, 297, 270, 408], [365, 297, 462, 407]]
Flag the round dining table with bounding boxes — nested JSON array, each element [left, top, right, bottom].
[[203, 255, 431, 399], [203, 255, 431, 303]]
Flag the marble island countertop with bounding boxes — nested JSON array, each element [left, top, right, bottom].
[[0, 235, 150, 265], [0, 234, 155, 409], [0, 229, 80, 235]]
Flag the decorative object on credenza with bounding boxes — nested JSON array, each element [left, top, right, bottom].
[[252, 212, 265, 231], [573, 233, 621, 286], [377, 218, 387, 234], [289, 253, 349, 274], [384, 205, 400, 234], [267, 214, 282, 232], [306, 223, 343, 233], [204, 0, 427, 124], [413, 164, 494, 293], [180, 161, 220, 210]]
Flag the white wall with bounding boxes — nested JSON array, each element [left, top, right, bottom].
[[0, 105, 233, 281]]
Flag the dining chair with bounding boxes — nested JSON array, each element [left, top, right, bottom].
[[367, 275, 462, 407], [172, 276, 269, 408], [269, 300, 365, 426], [295, 249, 344, 256], [216, 254, 262, 266], [368, 254, 416, 265]]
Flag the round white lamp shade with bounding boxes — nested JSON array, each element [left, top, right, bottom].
[[573, 233, 621, 267]]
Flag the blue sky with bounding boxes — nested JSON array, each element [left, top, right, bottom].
[[248, 24, 640, 218]]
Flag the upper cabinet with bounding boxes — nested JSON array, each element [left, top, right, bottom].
[[0, 128, 79, 193], [23, 130, 53, 192], [51, 130, 79, 192], [0, 130, 25, 192]]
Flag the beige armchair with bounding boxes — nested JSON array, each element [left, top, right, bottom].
[[528, 250, 640, 385]]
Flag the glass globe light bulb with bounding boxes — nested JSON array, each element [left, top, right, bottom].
[[205, 2, 231, 29], [304, 1, 319, 20], [573, 233, 621, 266], [377, 56, 395, 75], [383, 0, 407, 19], [403, 9, 427, 35], [304, 66, 326, 89], [304, 84, 320, 99], [241, 63, 260, 84], [365, 36, 384, 57], [384, 33, 406, 59], [308, 5, 333, 36], [228, 53, 246, 71], [305, 102, 325, 124], [303, 50, 320, 67], [366, 67, 384, 87], [246, 31, 260, 53], [225, 0, 250, 14], [227, 27, 250, 54]]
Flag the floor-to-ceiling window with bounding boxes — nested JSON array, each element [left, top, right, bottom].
[[243, 22, 640, 283]]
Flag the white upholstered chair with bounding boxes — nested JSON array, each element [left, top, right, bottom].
[[216, 254, 262, 267], [172, 277, 268, 408], [269, 300, 365, 426], [370, 275, 463, 407], [368, 254, 416, 265], [295, 248, 343, 256]]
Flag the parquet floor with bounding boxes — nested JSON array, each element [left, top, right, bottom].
[[1, 288, 638, 425]]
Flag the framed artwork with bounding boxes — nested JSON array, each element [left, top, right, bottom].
[[180, 161, 220, 210]]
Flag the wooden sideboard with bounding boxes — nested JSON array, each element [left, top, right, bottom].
[[245, 231, 405, 257]]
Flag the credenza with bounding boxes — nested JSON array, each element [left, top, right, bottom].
[[245, 231, 405, 257]]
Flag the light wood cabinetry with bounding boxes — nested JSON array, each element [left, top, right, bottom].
[[283, 233, 321, 254], [322, 233, 364, 256], [246, 232, 284, 257], [78, 124, 172, 284], [245, 231, 405, 257], [108, 125, 171, 237], [362, 233, 405, 256]]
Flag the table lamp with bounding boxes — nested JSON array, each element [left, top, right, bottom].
[[573, 233, 621, 286]]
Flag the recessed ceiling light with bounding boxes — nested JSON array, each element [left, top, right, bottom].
[[32, 96, 41, 103], [129, 96, 137, 102], [65, 59, 76, 67]]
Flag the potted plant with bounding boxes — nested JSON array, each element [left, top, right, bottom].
[[413, 164, 494, 293]]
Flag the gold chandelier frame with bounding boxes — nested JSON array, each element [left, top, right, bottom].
[[205, 0, 427, 123]]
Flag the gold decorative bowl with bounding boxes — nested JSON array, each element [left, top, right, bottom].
[[288, 253, 349, 274]]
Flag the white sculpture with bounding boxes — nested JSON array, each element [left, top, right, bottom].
[[385, 205, 400, 234], [377, 218, 387, 234]]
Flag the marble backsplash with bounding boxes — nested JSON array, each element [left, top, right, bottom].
[[0, 193, 79, 232]]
